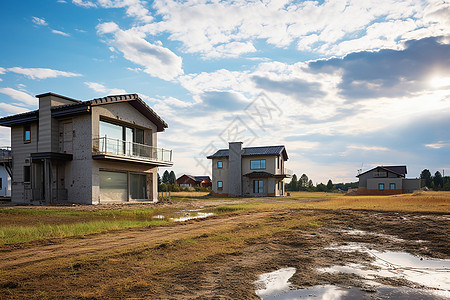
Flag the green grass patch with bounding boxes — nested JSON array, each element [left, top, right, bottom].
[[0, 219, 168, 244]]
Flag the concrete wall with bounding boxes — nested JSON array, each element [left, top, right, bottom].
[[367, 178, 403, 190], [211, 157, 229, 195], [403, 178, 421, 193], [0, 165, 11, 197], [10, 122, 38, 203], [358, 169, 403, 187], [228, 142, 242, 196]]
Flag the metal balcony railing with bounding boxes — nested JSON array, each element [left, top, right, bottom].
[[93, 137, 173, 163]]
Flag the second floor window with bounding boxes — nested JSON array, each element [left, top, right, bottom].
[[250, 159, 266, 170], [24, 124, 31, 143], [217, 161, 223, 168]]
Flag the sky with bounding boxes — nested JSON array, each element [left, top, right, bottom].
[[0, 0, 449, 184]]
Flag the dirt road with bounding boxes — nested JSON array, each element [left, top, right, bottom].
[[1, 208, 449, 299]]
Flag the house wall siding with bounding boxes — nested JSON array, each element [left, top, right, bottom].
[[212, 157, 228, 194], [242, 155, 276, 175]]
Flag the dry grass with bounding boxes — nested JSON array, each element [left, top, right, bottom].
[[163, 191, 210, 198]]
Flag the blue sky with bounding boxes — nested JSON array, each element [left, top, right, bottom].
[[1, 0, 449, 183]]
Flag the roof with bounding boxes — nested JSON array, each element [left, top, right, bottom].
[[177, 174, 210, 182], [243, 171, 290, 178], [0, 93, 168, 132], [207, 145, 288, 160], [357, 165, 407, 177]]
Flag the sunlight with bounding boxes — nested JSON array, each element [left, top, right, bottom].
[[430, 76, 450, 88]]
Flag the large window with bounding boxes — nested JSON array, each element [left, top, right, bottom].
[[390, 183, 396, 190], [250, 160, 266, 170], [100, 171, 128, 202], [99, 120, 145, 155], [378, 183, 385, 191], [253, 180, 263, 193], [24, 124, 31, 143], [130, 173, 147, 199]]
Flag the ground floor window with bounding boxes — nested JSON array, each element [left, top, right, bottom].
[[253, 180, 263, 193], [378, 183, 385, 191], [217, 181, 223, 189], [390, 183, 396, 190], [99, 171, 149, 201]]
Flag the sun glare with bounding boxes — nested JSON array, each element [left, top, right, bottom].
[[430, 76, 450, 88]]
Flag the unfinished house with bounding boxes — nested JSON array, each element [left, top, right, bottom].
[[357, 165, 421, 195], [0, 92, 173, 204], [207, 142, 289, 197]]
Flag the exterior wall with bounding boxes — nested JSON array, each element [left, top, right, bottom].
[[10, 122, 38, 203], [358, 169, 402, 188], [177, 175, 197, 187], [403, 178, 421, 193], [228, 142, 242, 196], [0, 165, 11, 197], [366, 178, 403, 190], [211, 158, 229, 194], [91, 103, 157, 147], [242, 155, 277, 175], [357, 187, 404, 195]]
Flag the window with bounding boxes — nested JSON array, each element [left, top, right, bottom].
[[378, 183, 385, 191], [24, 166, 31, 183], [130, 173, 147, 199], [0, 178, 2, 189], [100, 171, 128, 201], [390, 183, 396, 190], [217, 161, 223, 169], [253, 180, 263, 193], [99, 120, 145, 155], [217, 181, 223, 189], [250, 160, 266, 170], [24, 124, 31, 143]]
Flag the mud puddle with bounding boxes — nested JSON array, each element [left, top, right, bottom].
[[169, 209, 214, 222]]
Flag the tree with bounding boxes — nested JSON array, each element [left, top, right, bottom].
[[290, 174, 298, 191], [316, 183, 326, 192], [433, 171, 443, 189], [169, 170, 176, 185], [300, 174, 308, 191], [326, 179, 333, 192], [162, 170, 170, 184], [420, 169, 432, 188], [307, 179, 314, 191]]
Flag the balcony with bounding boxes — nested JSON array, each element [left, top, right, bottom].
[[92, 137, 173, 167]]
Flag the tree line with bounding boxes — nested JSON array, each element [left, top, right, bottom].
[[285, 173, 358, 192], [420, 169, 450, 190], [158, 170, 210, 192]]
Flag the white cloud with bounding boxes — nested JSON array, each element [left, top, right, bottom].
[[51, 29, 70, 37], [5, 67, 81, 80], [84, 81, 127, 95], [425, 141, 450, 149], [347, 145, 390, 151], [32, 17, 47, 26], [72, 0, 97, 8], [0, 88, 36, 105], [97, 22, 183, 81], [0, 103, 31, 114]]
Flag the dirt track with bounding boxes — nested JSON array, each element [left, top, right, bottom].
[[0, 207, 449, 299]]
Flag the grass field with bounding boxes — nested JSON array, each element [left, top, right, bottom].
[[0, 191, 448, 245]]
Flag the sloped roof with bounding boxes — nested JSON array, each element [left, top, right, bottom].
[[177, 174, 210, 182], [207, 145, 288, 160], [0, 93, 168, 132], [357, 165, 407, 177]]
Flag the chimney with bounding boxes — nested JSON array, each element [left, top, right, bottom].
[[228, 142, 242, 196]]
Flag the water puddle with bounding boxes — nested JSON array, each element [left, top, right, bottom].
[[169, 210, 214, 222], [319, 244, 450, 296], [339, 229, 406, 242], [152, 215, 165, 220], [254, 266, 449, 299]]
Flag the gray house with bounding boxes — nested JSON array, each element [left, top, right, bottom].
[[357, 165, 421, 195], [207, 142, 289, 197], [0, 92, 173, 204]]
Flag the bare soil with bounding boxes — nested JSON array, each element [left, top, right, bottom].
[[0, 203, 448, 299]]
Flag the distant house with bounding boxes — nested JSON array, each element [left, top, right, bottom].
[[0, 148, 11, 197], [0, 92, 173, 204], [357, 165, 421, 195], [176, 175, 212, 188], [207, 142, 289, 197]]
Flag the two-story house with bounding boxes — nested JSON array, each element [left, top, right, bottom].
[[207, 142, 289, 197], [357, 165, 421, 195], [0, 92, 173, 204]]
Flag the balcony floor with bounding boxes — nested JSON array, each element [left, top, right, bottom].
[[92, 153, 173, 167]]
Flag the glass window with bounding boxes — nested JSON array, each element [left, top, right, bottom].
[[217, 161, 223, 168], [253, 180, 263, 193], [24, 124, 31, 142], [0, 177, 2, 189], [379, 183, 385, 191], [250, 160, 266, 170], [100, 171, 128, 201], [217, 181, 223, 189], [24, 166, 31, 183], [130, 173, 147, 199], [390, 183, 396, 190]]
